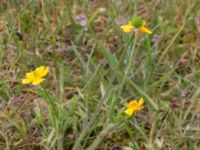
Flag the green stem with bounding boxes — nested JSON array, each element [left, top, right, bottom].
[[38, 87, 63, 149], [72, 88, 114, 150], [86, 118, 130, 150], [118, 33, 135, 65], [118, 34, 137, 96], [72, 112, 100, 150], [57, 134, 64, 150], [86, 123, 116, 150], [125, 34, 138, 75]]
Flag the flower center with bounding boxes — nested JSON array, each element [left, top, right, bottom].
[[132, 17, 143, 28]]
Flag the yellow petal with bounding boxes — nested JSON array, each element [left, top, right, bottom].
[[34, 66, 49, 77], [121, 23, 134, 33], [133, 105, 142, 111], [139, 26, 152, 34], [40, 66, 49, 77], [25, 72, 34, 78], [35, 66, 45, 72], [22, 72, 35, 84], [124, 108, 134, 116], [127, 100, 137, 108], [22, 78, 31, 84], [34, 66, 44, 76], [138, 98, 144, 105], [32, 78, 44, 85]]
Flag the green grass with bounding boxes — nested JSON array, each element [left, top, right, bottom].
[[0, 0, 200, 149]]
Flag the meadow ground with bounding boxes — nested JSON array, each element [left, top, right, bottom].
[[0, 0, 200, 150]]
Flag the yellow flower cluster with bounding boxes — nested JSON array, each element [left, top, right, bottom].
[[124, 98, 144, 116], [22, 66, 49, 86], [21, 16, 148, 121], [121, 18, 152, 34]]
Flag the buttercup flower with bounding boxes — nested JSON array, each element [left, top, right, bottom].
[[22, 66, 49, 85], [138, 21, 152, 34], [120, 21, 134, 33], [124, 98, 144, 116], [121, 16, 152, 34]]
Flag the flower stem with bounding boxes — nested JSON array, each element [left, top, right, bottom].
[[125, 34, 137, 75], [86, 123, 116, 150], [86, 118, 129, 150], [72, 88, 114, 150], [118, 34, 138, 96]]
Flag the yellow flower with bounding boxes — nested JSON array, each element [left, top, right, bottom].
[[120, 21, 134, 33], [120, 18, 152, 34], [22, 66, 49, 85], [124, 98, 144, 116], [139, 21, 152, 34]]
